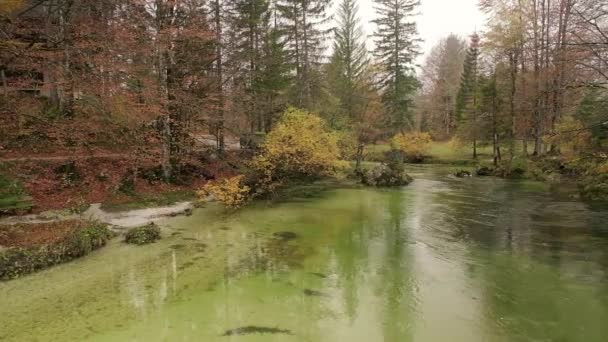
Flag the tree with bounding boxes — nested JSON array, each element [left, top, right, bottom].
[[418, 34, 467, 138], [327, 0, 369, 122], [372, 0, 420, 133], [455, 33, 481, 158], [276, 0, 332, 109]]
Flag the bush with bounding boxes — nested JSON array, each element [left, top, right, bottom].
[[197, 175, 251, 208], [579, 162, 608, 202], [253, 107, 345, 179], [124, 223, 161, 245], [0, 223, 112, 280], [391, 132, 432, 162]]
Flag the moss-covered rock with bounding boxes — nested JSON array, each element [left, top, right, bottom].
[[476, 167, 493, 176], [0, 223, 112, 280], [455, 170, 472, 178], [125, 223, 161, 245], [362, 164, 413, 187]]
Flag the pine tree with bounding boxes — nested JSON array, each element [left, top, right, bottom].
[[455, 33, 480, 158], [328, 0, 369, 122], [372, 0, 420, 132], [276, 0, 332, 108], [229, 0, 271, 132], [254, 18, 291, 131]]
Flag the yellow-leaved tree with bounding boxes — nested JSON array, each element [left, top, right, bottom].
[[254, 107, 345, 179], [199, 107, 345, 207], [390, 132, 432, 161]]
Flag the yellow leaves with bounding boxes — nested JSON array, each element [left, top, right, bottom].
[[0, 0, 25, 14], [198, 107, 345, 209], [254, 107, 343, 178], [391, 132, 432, 158], [197, 175, 251, 208]]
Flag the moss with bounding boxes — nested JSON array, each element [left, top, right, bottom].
[[361, 163, 413, 187], [0, 223, 112, 280], [125, 223, 161, 245]]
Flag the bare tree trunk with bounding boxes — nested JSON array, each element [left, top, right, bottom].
[[533, 0, 543, 156], [0, 69, 7, 98], [59, 0, 75, 117], [214, 0, 225, 152], [508, 51, 517, 163]]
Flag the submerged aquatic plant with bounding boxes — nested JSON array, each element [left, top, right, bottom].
[[222, 326, 293, 336]]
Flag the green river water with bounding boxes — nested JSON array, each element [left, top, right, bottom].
[[1, 165, 608, 342]]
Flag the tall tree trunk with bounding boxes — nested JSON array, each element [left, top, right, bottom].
[[214, 0, 225, 151], [59, 0, 75, 117], [508, 51, 517, 163], [0, 69, 7, 98]]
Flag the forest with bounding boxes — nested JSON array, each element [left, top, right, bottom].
[[1, 1, 608, 340], [0, 0, 606, 210]]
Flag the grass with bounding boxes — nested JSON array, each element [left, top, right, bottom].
[[0, 171, 32, 213], [363, 141, 492, 166], [100, 190, 195, 213], [363, 140, 530, 167], [426, 141, 493, 165]]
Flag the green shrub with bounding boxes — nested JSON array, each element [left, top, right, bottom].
[[125, 223, 161, 245], [0, 223, 112, 280], [579, 162, 608, 202]]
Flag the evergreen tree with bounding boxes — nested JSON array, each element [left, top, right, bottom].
[[327, 0, 369, 123], [254, 21, 292, 131], [229, 0, 271, 132], [372, 0, 420, 133], [276, 0, 332, 108], [455, 33, 480, 158]]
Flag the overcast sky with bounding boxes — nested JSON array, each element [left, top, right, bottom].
[[344, 0, 486, 70]]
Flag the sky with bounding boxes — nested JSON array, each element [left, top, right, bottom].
[[347, 0, 486, 69]]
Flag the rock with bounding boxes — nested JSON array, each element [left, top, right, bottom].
[[125, 223, 161, 245], [476, 167, 493, 176], [455, 170, 472, 178], [362, 164, 413, 187]]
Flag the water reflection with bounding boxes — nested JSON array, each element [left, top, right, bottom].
[[1, 165, 608, 341]]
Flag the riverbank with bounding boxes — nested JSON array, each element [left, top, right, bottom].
[[1, 165, 607, 341], [0, 199, 197, 280], [364, 141, 608, 202]]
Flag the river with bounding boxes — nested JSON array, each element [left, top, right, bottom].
[[1, 165, 607, 341]]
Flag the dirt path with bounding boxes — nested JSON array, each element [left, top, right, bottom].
[[0, 153, 128, 162], [0, 202, 194, 230]]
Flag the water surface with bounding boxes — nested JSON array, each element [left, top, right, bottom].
[[1, 165, 608, 341]]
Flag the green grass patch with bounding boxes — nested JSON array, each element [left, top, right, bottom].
[[0, 172, 32, 213]]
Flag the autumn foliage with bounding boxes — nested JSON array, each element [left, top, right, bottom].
[[253, 107, 345, 179], [390, 132, 433, 161], [197, 175, 251, 208], [198, 108, 345, 207]]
